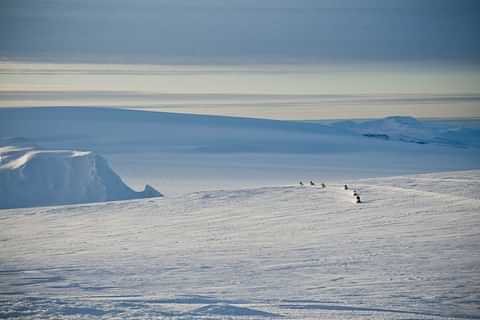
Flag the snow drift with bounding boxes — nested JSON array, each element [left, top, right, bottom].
[[0, 142, 161, 209]]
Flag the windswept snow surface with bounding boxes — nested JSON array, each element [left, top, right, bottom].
[[0, 143, 161, 209], [1, 171, 479, 319]]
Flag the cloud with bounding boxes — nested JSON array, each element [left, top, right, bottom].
[[1, 0, 479, 63]]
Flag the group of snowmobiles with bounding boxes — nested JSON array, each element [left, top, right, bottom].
[[299, 181, 362, 203], [299, 180, 326, 188]]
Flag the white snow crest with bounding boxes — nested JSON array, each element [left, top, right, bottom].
[[0, 145, 161, 209]]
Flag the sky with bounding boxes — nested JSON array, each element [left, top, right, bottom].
[[0, 0, 479, 119]]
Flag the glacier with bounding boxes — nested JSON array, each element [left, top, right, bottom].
[[0, 108, 479, 319], [1, 108, 479, 196], [0, 141, 161, 209]]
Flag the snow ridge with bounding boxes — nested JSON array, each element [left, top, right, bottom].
[[0, 143, 161, 209]]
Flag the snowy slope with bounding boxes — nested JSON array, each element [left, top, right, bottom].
[[0, 143, 161, 208], [1, 171, 479, 319]]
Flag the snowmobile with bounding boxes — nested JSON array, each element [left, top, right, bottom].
[[356, 195, 361, 203]]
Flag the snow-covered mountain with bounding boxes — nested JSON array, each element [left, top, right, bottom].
[[1, 171, 478, 319], [330, 116, 480, 147], [1, 108, 479, 196], [0, 141, 161, 208]]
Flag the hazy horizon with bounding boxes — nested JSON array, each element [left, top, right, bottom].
[[1, 61, 479, 119]]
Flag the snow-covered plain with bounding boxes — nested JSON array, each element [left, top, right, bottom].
[[1, 107, 479, 318], [1, 171, 479, 319]]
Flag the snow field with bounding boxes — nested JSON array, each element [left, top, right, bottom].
[[0, 171, 479, 319]]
